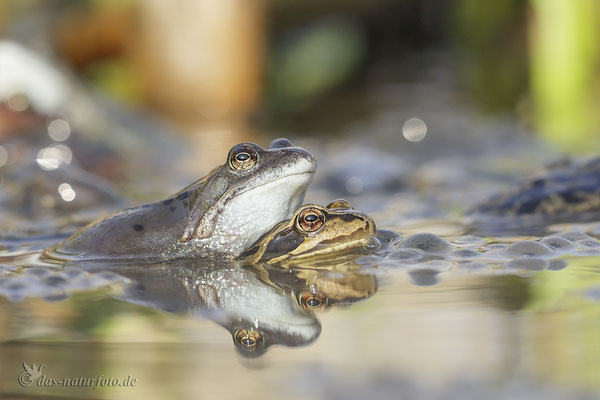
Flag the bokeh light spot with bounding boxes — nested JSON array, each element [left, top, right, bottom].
[[58, 183, 76, 202], [47, 119, 71, 141], [402, 118, 427, 142], [345, 176, 364, 194], [7, 92, 30, 112]]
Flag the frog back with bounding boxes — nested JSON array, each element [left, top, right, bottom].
[[48, 196, 193, 261]]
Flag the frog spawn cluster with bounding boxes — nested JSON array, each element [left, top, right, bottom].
[[356, 231, 600, 286], [0, 265, 129, 302], [2, 230, 598, 300]]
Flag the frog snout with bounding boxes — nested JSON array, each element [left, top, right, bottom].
[[289, 148, 317, 174]]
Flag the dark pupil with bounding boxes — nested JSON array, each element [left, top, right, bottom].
[[241, 337, 255, 346], [307, 298, 321, 307], [304, 214, 318, 222], [236, 152, 250, 162]]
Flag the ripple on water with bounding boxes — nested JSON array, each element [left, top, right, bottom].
[[398, 233, 454, 255], [500, 240, 555, 258]]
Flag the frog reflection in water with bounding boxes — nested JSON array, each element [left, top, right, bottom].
[[242, 199, 378, 264], [98, 258, 376, 357], [44, 139, 316, 261]]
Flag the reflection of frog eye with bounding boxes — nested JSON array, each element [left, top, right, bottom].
[[229, 146, 258, 171], [234, 329, 263, 351], [299, 291, 328, 312], [296, 207, 325, 232]]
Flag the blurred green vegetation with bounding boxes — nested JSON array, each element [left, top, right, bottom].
[[527, 256, 600, 312], [530, 0, 600, 153], [83, 59, 144, 105], [452, 0, 528, 113], [267, 17, 366, 110], [1, 0, 599, 151]]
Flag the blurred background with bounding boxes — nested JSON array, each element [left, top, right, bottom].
[[1, 2, 600, 400], [1, 0, 598, 173]]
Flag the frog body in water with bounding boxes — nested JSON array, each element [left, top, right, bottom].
[[471, 157, 600, 221], [242, 199, 377, 264], [45, 139, 316, 262]]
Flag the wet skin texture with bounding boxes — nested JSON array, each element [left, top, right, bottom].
[[45, 139, 316, 262], [242, 199, 377, 264]]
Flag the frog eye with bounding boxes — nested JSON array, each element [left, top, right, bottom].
[[298, 291, 328, 312], [296, 207, 325, 232], [229, 145, 258, 171], [234, 329, 263, 351]]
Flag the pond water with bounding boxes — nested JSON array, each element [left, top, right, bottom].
[[1, 55, 600, 400], [1, 191, 600, 400]]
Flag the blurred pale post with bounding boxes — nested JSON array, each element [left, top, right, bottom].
[[530, 0, 600, 152], [131, 0, 265, 168]]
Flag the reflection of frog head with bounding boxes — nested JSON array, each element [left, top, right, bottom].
[[243, 199, 376, 264], [193, 267, 321, 357], [252, 264, 378, 313]]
